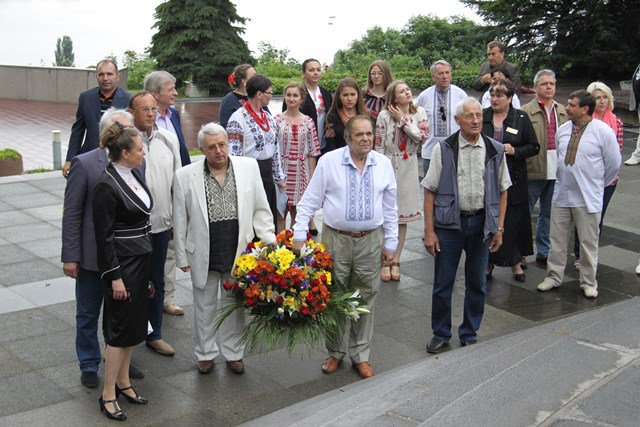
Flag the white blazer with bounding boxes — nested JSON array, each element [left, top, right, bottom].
[[173, 156, 276, 289]]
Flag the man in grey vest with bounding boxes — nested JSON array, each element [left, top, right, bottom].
[[422, 97, 511, 354]]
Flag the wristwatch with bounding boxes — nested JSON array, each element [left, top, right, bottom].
[[497, 226, 505, 232]]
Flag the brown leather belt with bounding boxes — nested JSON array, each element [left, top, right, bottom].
[[327, 225, 375, 238]]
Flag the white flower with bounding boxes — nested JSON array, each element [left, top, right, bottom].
[[277, 307, 284, 314], [356, 306, 371, 314], [300, 244, 314, 257], [250, 246, 264, 258]]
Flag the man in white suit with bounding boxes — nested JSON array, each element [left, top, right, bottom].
[[173, 122, 276, 375]]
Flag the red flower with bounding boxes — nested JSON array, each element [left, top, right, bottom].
[[320, 274, 327, 282], [403, 152, 409, 160], [400, 143, 407, 151], [300, 306, 310, 315], [223, 281, 232, 291], [306, 294, 315, 302], [245, 296, 257, 307], [228, 73, 235, 85], [312, 279, 320, 286], [307, 232, 312, 240], [247, 242, 255, 249], [540, 101, 545, 108], [275, 296, 284, 304], [273, 275, 281, 283]]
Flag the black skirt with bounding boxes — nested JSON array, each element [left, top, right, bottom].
[[257, 158, 278, 226], [489, 201, 534, 267], [103, 253, 150, 347]]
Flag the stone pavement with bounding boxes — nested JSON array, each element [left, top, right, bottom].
[[0, 131, 639, 425]]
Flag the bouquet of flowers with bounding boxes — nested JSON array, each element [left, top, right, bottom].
[[217, 230, 370, 354]]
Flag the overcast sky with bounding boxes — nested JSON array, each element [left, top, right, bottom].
[[0, 0, 480, 68]]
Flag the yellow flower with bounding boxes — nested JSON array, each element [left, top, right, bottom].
[[236, 254, 258, 274], [268, 246, 296, 274]]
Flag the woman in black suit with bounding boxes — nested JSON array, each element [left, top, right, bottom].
[[483, 79, 540, 282], [93, 123, 153, 421], [323, 77, 369, 154]]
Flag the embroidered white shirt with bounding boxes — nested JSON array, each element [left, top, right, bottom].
[[293, 147, 399, 252]]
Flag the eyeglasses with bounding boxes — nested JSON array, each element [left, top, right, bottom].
[[439, 106, 446, 121], [263, 91, 273, 96], [137, 106, 159, 114]]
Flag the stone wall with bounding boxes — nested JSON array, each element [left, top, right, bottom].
[[0, 65, 128, 104]]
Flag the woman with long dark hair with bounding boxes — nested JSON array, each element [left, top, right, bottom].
[[324, 77, 369, 154], [219, 64, 257, 128]]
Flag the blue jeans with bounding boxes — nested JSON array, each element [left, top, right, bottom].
[[574, 183, 617, 259], [528, 179, 555, 259], [75, 268, 105, 373], [432, 215, 489, 344], [148, 230, 170, 341], [422, 158, 431, 178]]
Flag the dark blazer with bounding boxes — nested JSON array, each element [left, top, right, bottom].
[[93, 164, 153, 281], [473, 61, 522, 95], [482, 106, 539, 204], [65, 87, 130, 161], [168, 106, 191, 166], [282, 85, 333, 132], [61, 148, 110, 271]]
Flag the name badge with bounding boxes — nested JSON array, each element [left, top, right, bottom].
[[506, 127, 519, 135]]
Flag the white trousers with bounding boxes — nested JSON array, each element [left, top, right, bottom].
[[164, 240, 176, 306], [628, 111, 640, 161], [192, 271, 245, 361], [546, 206, 601, 289]]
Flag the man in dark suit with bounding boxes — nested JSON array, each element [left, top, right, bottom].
[[62, 59, 131, 177], [144, 71, 190, 317], [61, 108, 143, 388], [473, 41, 522, 96]]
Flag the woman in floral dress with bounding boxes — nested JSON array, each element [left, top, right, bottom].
[[227, 75, 285, 230], [375, 80, 429, 281], [275, 82, 321, 230]]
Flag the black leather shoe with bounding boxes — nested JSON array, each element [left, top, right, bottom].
[[81, 371, 99, 388], [116, 385, 148, 404], [99, 396, 126, 421], [129, 364, 144, 379], [513, 273, 526, 282], [426, 337, 448, 354], [460, 338, 477, 347], [535, 256, 548, 266]]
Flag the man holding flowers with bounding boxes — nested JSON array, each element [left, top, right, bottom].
[[173, 122, 275, 374], [293, 115, 399, 379]]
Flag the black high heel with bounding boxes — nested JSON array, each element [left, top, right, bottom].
[[513, 273, 526, 282], [486, 264, 495, 280], [99, 396, 127, 421], [116, 385, 148, 404]]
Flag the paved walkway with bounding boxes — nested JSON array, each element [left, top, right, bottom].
[[0, 108, 639, 425]]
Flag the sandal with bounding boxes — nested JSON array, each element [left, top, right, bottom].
[[381, 265, 391, 282], [390, 262, 400, 281], [99, 396, 127, 421]]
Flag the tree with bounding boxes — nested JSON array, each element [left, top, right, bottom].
[[461, 0, 640, 79], [122, 50, 157, 90], [54, 35, 75, 67], [331, 16, 486, 73], [150, 0, 252, 95]]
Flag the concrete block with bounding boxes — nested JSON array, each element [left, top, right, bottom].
[[26, 67, 58, 103]]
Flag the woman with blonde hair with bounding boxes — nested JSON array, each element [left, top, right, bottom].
[[275, 81, 321, 230], [364, 60, 393, 119], [375, 80, 428, 281], [324, 78, 369, 154], [573, 81, 623, 268], [93, 122, 153, 420]]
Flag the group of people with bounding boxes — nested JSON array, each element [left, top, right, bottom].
[[60, 38, 627, 420]]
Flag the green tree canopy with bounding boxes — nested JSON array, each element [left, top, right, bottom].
[[149, 0, 252, 95], [54, 35, 75, 67], [461, 0, 640, 79], [332, 16, 486, 73], [122, 50, 157, 90]]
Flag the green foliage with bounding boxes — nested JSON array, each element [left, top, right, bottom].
[[461, 0, 640, 79], [54, 35, 75, 67], [150, 0, 253, 95], [0, 148, 21, 160], [332, 16, 486, 75], [25, 167, 53, 174], [122, 50, 157, 90]]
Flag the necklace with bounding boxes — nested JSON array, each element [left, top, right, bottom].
[[244, 102, 270, 132], [338, 108, 355, 125]]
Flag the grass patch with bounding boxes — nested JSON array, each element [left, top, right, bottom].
[[25, 167, 54, 174]]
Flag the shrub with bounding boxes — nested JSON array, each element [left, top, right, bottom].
[[0, 148, 21, 160]]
